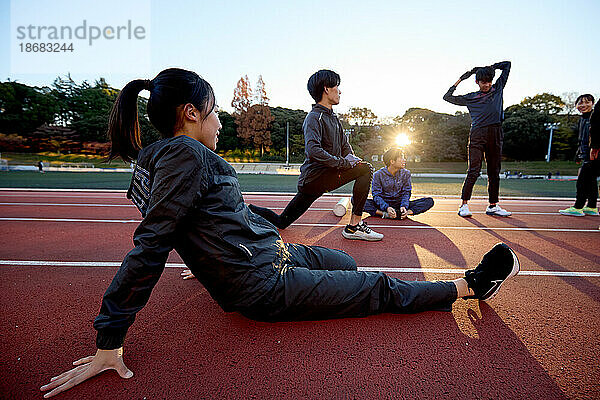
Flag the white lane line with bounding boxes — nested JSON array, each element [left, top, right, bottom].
[[0, 202, 334, 211], [0, 194, 126, 199], [0, 217, 598, 232], [0, 192, 576, 203], [1, 260, 598, 277], [0, 202, 134, 207], [360, 267, 600, 277], [289, 223, 599, 232], [0, 203, 579, 215], [0, 217, 139, 223]]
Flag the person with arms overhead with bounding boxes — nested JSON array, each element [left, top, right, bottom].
[[443, 61, 512, 218]]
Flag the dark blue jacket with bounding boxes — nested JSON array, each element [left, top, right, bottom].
[[443, 61, 511, 130], [371, 166, 412, 210]]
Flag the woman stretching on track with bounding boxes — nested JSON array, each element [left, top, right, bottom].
[[41, 68, 520, 398]]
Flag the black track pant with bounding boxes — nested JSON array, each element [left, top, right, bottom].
[[250, 162, 374, 229], [461, 124, 503, 204], [574, 159, 600, 209], [240, 243, 458, 322]]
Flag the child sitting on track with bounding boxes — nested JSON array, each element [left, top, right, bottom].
[[41, 68, 521, 398], [364, 148, 434, 220]]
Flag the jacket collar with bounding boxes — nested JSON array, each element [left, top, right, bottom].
[[312, 103, 334, 115], [380, 166, 401, 177]]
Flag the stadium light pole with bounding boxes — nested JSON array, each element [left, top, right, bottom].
[[286, 122, 290, 167], [544, 122, 560, 162]]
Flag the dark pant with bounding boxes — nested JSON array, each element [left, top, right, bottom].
[[461, 124, 503, 204], [241, 243, 458, 321], [364, 197, 434, 217], [250, 162, 374, 229], [574, 159, 600, 209]]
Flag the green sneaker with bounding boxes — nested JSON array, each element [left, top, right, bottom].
[[559, 206, 585, 216], [582, 207, 599, 216]]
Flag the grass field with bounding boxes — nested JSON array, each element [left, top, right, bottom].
[[0, 171, 579, 197], [1, 152, 582, 175], [0, 152, 130, 168]]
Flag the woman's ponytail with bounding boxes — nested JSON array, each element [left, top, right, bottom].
[[108, 79, 150, 162], [108, 68, 215, 162]]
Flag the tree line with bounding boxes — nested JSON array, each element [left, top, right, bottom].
[[0, 76, 586, 162]]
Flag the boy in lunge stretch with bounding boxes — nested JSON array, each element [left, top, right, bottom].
[[250, 69, 383, 241]]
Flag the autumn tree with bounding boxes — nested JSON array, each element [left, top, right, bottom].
[[247, 104, 274, 156], [232, 75, 274, 153], [254, 75, 269, 106], [231, 75, 253, 146]]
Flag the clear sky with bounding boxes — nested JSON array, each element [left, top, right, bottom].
[[1, 0, 599, 119]]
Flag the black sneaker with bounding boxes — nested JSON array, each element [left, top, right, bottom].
[[464, 243, 520, 301]]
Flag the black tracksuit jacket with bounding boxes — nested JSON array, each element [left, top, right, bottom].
[[576, 111, 592, 162], [93, 135, 286, 349]]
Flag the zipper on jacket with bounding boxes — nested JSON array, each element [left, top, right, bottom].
[[238, 243, 253, 258]]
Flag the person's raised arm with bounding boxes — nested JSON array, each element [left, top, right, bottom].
[[492, 61, 511, 89], [304, 114, 352, 169], [41, 145, 204, 398], [443, 68, 478, 106]]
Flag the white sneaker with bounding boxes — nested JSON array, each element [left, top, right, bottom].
[[342, 221, 384, 241], [458, 204, 472, 217], [486, 205, 512, 217]]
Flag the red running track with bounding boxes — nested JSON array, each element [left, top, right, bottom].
[[0, 189, 599, 399]]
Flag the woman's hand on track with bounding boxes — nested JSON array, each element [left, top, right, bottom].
[[181, 269, 196, 280], [40, 348, 133, 398]]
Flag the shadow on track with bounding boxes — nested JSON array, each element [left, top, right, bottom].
[[132, 290, 569, 399], [290, 216, 468, 276], [2, 268, 570, 399], [465, 216, 600, 303]]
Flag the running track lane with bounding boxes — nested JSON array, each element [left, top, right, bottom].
[[0, 190, 599, 399]]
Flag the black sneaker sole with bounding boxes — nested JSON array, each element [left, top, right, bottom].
[[480, 246, 520, 301]]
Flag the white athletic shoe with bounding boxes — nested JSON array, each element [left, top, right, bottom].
[[342, 221, 384, 241], [458, 204, 472, 217], [486, 205, 512, 217]]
